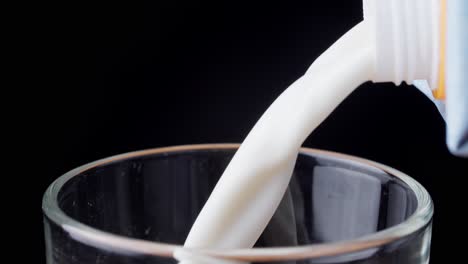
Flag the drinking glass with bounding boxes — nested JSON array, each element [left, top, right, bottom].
[[43, 144, 433, 263]]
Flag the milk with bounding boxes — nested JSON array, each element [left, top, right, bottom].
[[174, 22, 373, 263]]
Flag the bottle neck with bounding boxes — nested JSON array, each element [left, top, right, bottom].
[[363, 0, 441, 89]]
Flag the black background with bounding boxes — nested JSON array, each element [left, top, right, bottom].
[[23, 0, 466, 263]]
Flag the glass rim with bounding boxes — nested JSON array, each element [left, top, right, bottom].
[[42, 143, 433, 262]]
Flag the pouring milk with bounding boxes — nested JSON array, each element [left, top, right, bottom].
[[176, 0, 466, 262]]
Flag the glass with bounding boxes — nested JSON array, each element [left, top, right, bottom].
[[42, 144, 433, 263]]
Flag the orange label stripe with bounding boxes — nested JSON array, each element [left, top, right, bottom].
[[434, 0, 447, 99]]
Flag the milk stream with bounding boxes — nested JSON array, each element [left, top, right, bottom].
[[175, 22, 374, 263]]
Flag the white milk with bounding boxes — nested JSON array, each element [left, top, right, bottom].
[[175, 22, 374, 262]]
